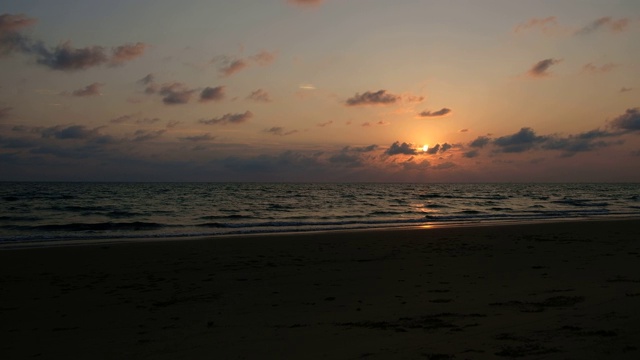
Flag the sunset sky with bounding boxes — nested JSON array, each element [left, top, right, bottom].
[[1, 0, 639, 182]]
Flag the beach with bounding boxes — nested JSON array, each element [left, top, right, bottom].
[[1, 219, 639, 359]]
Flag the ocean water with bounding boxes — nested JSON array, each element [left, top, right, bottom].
[[1, 182, 639, 245]]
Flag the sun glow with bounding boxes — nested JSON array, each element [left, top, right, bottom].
[[422, 144, 429, 152]]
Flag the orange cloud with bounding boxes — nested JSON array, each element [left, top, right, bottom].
[[513, 16, 559, 35]]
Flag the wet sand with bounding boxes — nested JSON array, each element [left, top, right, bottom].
[[1, 219, 640, 359]]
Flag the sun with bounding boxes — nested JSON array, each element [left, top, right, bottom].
[[422, 144, 429, 152]]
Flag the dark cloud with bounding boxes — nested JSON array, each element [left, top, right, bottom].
[[493, 127, 548, 153], [346, 90, 400, 106], [0, 135, 38, 149], [576, 17, 630, 36], [0, 13, 37, 55], [419, 108, 451, 117], [247, 89, 271, 102], [158, 83, 197, 105], [200, 111, 253, 125], [136, 118, 160, 125], [199, 86, 225, 102], [527, 58, 562, 78], [469, 136, 491, 148], [132, 129, 165, 142], [402, 158, 431, 171], [342, 144, 378, 153], [620, 87, 633, 93], [70, 82, 103, 97], [263, 126, 298, 136], [181, 134, 215, 142], [463, 150, 479, 158], [138, 73, 155, 85], [459, 128, 469, 133], [542, 132, 620, 155], [433, 162, 456, 170], [1, 13, 146, 71], [609, 107, 640, 131], [385, 141, 417, 156], [425, 143, 451, 155], [41, 125, 101, 140], [35, 42, 109, 71], [328, 152, 364, 168]]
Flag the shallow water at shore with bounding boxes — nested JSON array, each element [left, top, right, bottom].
[[1, 182, 639, 244]]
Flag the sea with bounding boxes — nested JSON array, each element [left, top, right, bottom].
[[1, 182, 639, 246]]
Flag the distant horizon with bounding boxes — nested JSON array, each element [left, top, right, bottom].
[[1, 1, 639, 182]]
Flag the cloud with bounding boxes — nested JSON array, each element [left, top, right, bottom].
[[1, 13, 146, 70], [459, 128, 469, 133], [213, 50, 276, 77], [361, 121, 388, 127], [247, 89, 272, 102], [181, 134, 215, 142], [425, 143, 452, 155], [34, 41, 147, 71], [463, 150, 479, 158], [132, 129, 165, 142], [34, 42, 109, 71], [542, 129, 620, 155], [263, 127, 298, 136], [250, 50, 276, 66], [609, 107, 640, 131], [0, 13, 37, 55], [0, 13, 37, 33], [199, 86, 225, 102], [342, 144, 378, 153], [582, 62, 617, 74], [138, 73, 155, 85], [513, 17, 558, 34], [346, 90, 401, 106], [41, 125, 100, 140], [110, 42, 147, 66], [385, 141, 418, 156], [620, 87, 633, 93], [0, 106, 12, 120], [287, 0, 324, 6], [419, 108, 451, 117], [200, 111, 253, 125], [218, 58, 248, 77], [576, 17, 630, 36], [70, 82, 103, 97], [527, 58, 562, 78], [158, 82, 197, 105], [109, 114, 160, 125], [469, 136, 491, 148], [317, 120, 333, 127], [493, 127, 548, 153]]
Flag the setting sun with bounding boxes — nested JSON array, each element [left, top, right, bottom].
[[422, 145, 429, 152]]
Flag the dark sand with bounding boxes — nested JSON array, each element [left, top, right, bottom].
[[1, 220, 640, 359]]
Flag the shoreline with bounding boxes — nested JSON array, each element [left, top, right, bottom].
[[2, 215, 640, 250], [1, 219, 640, 358]]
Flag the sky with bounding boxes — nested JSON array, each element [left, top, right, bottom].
[[1, 0, 639, 182]]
